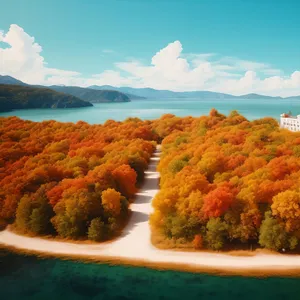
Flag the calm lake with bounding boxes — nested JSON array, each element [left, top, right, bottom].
[[1, 97, 300, 299], [1, 98, 300, 123]]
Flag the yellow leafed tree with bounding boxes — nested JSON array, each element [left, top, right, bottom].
[[102, 188, 121, 216]]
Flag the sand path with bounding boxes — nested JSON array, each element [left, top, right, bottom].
[[1, 145, 300, 275]]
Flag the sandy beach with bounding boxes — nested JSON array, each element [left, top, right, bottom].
[[1, 146, 300, 276]]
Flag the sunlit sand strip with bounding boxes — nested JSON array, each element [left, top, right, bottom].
[[1, 145, 300, 276]]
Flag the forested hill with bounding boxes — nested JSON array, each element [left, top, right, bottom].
[[0, 75, 28, 86], [88, 85, 146, 100], [48, 86, 130, 103], [0, 76, 130, 103], [0, 84, 93, 112]]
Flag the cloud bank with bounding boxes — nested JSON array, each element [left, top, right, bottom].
[[0, 24, 299, 97]]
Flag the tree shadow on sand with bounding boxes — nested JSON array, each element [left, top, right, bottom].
[[134, 194, 152, 204], [122, 211, 149, 236], [140, 175, 159, 191]]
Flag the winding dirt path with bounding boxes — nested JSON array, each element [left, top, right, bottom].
[[1, 145, 300, 276]]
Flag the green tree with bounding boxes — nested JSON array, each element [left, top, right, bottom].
[[163, 214, 199, 240], [259, 211, 298, 251], [175, 136, 188, 146], [88, 218, 106, 241], [205, 218, 228, 250], [168, 159, 187, 174], [29, 198, 54, 235], [52, 189, 102, 238], [51, 214, 82, 238], [15, 195, 32, 232], [107, 217, 118, 236]]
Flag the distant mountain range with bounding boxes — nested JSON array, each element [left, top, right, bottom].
[[88, 85, 300, 100], [89, 85, 146, 100], [42, 85, 130, 103], [0, 84, 92, 112], [1, 75, 300, 102], [0, 76, 131, 103]]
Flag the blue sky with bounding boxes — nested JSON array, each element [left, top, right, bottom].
[[0, 0, 300, 96]]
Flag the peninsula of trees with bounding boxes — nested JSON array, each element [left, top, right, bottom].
[[0, 84, 93, 112]]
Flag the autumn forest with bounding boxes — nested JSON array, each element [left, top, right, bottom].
[[0, 116, 156, 241], [1, 110, 300, 252]]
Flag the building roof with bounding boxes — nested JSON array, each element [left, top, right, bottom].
[[280, 113, 300, 119]]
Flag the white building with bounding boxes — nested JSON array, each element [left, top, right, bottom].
[[280, 113, 300, 132]]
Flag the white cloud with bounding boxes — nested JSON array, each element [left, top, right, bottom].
[[214, 70, 300, 97], [0, 24, 80, 84], [216, 56, 281, 75], [0, 24, 300, 96], [111, 41, 216, 91]]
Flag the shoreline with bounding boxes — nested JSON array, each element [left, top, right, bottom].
[[1, 147, 300, 277], [2, 237, 300, 278]]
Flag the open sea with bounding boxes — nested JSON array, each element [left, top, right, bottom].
[[1, 98, 300, 123], [1, 97, 300, 299]]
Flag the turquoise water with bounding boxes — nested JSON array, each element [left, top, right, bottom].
[[1, 98, 300, 299], [1, 98, 300, 123], [1, 249, 300, 300]]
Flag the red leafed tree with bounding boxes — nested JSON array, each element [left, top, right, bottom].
[[112, 164, 137, 198], [47, 178, 87, 207], [202, 185, 236, 218], [193, 234, 203, 249]]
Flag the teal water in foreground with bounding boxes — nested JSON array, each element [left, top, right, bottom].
[[1, 98, 300, 123], [1, 249, 300, 300]]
